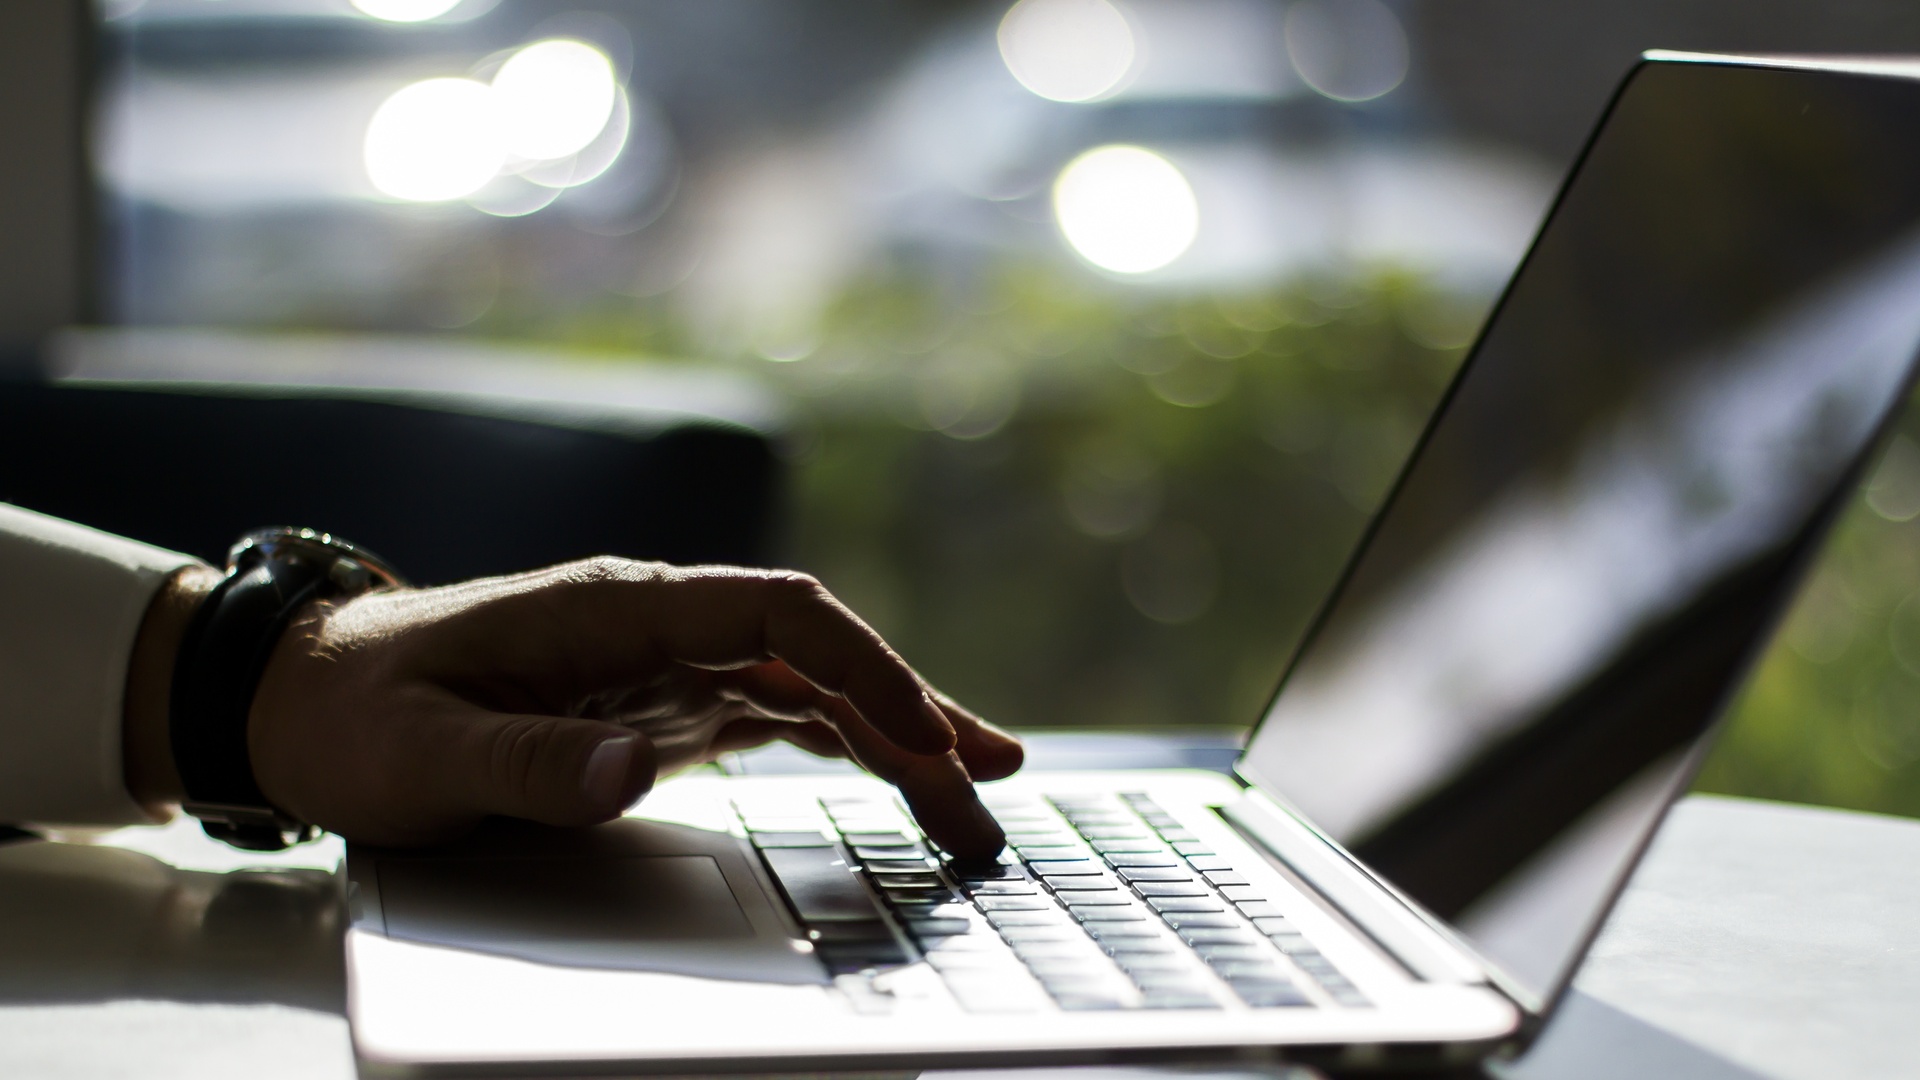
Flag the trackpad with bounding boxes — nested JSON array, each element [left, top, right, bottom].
[[378, 853, 796, 980]]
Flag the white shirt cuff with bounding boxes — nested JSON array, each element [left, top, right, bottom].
[[0, 503, 200, 826]]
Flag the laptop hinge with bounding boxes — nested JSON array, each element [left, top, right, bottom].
[[1221, 789, 1490, 986]]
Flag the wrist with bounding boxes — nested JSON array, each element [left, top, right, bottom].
[[123, 563, 223, 815]]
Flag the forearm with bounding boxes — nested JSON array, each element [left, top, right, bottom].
[[122, 564, 222, 815]]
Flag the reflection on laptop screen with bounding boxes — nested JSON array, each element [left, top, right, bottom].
[[1238, 59, 1920, 1006]]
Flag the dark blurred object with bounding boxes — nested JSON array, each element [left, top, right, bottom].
[[0, 380, 781, 583]]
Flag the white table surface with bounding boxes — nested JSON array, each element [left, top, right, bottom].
[[1, 793, 1915, 1080]]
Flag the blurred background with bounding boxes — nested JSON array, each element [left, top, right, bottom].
[[18, 0, 1920, 818]]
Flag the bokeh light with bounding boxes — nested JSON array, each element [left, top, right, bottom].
[[516, 88, 632, 189], [1052, 144, 1199, 274], [492, 39, 618, 162], [1285, 0, 1410, 103], [997, 0, 1136, 103], [363, 77, 504, 202], [350, 0, 465, 23]]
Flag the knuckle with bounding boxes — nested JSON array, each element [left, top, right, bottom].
[[549, 556, 677, 591], [486, 716, 557, 802], [562, 555, 637, 585]]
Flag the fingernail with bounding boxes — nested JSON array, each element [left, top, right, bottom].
[[582, 735, 636, 809]]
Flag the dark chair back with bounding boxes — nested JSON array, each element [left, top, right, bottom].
[[0, 383, 781, 583]]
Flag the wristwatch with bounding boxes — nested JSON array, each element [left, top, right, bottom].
[[169, 528, 406, 851]]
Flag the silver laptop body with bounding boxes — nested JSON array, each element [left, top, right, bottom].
[[346, 52, 1920, 1075]]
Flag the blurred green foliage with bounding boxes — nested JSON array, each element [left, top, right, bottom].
[[772, 265, 1468, 736], [1697, 421, 1920, 818]]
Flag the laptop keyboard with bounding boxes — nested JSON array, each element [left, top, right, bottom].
[[734, 790, 1369, 1013]]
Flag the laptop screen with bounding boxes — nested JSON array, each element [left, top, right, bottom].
[[1237, 58, 1920, 1008]]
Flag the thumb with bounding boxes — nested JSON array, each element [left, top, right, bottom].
[[440, 712, 657, 827]]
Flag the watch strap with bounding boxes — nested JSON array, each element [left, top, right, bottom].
[[169, 556, 332, 850]]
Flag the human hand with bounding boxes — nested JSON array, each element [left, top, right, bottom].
[[127, 559, 1020, 856]]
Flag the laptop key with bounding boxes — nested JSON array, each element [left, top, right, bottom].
[[870, 870, 942, 886], [1235, 983, 1313, 1008], [1235, 901, 1286, 919], [882, 888, 957, 906], [1141, 991, 1220, 1010], [1129, 969, 1208, 988], [997, 924, 1086, 943], [1001, 829, 1070, 842], [750, 831, 834, 848], [1133, 882, 1212, 898], [1057, 809, 1131, 823], [986, 910, 1070, 929], [1117, 867, 1195, 883], [1108, 947, 1184, 966], [1293, 953, 1340, 975], [1019, 954, 1114, 975], [952, 864, 1029, 883], [907, 918, 974, 938], [1219, 886, 1268, 903], [1161, 912, 1242, 930], [1018, 846, 1092, 861], [842, 831, 914, 846], [925, 950, 1016, 971], [1073, 905, 1151, 922], [954, 863, 1027, 882], [1148, 897, 1225, 914], [853, 845, 926, 861], [1250, 917, 1296, 934], [1106, 852, 1183, 868], [976, 895, 1052, 912], [922, 932, 1000, 954], [1184, 855, 1234, 872], [947, 986, 1050, 1014], [808, 920, 896, 944], [1196, 944, 1272, 963], [1216, 960, 1291, 981], [1036, 971, 1132, 993], [1046, 870, 1122, 885], [1008, 947, 1100, 969], [835, 821, 913, 838], [1083, 921, 1160, 940], [1056, 890, 1135, 907], [816, 940, 909, 968], [759, 847, 882, 922], [1092, 839, 1168, 854], [1026, 859, 1105, 875], [1078, 826, 1153, 840], [967, 879, 1041, 895], [1202, 871, 1249, 887], [1172, 842, 1216, 856], [893, 902, 974, 920], [1179, 928, 1260, 946], [1268, 933, 1313, 954]]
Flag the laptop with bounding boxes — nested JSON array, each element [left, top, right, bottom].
[[345, 51, 1920, 1075]]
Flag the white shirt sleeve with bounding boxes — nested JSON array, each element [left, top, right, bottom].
[[0, 503, 200, 827]]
